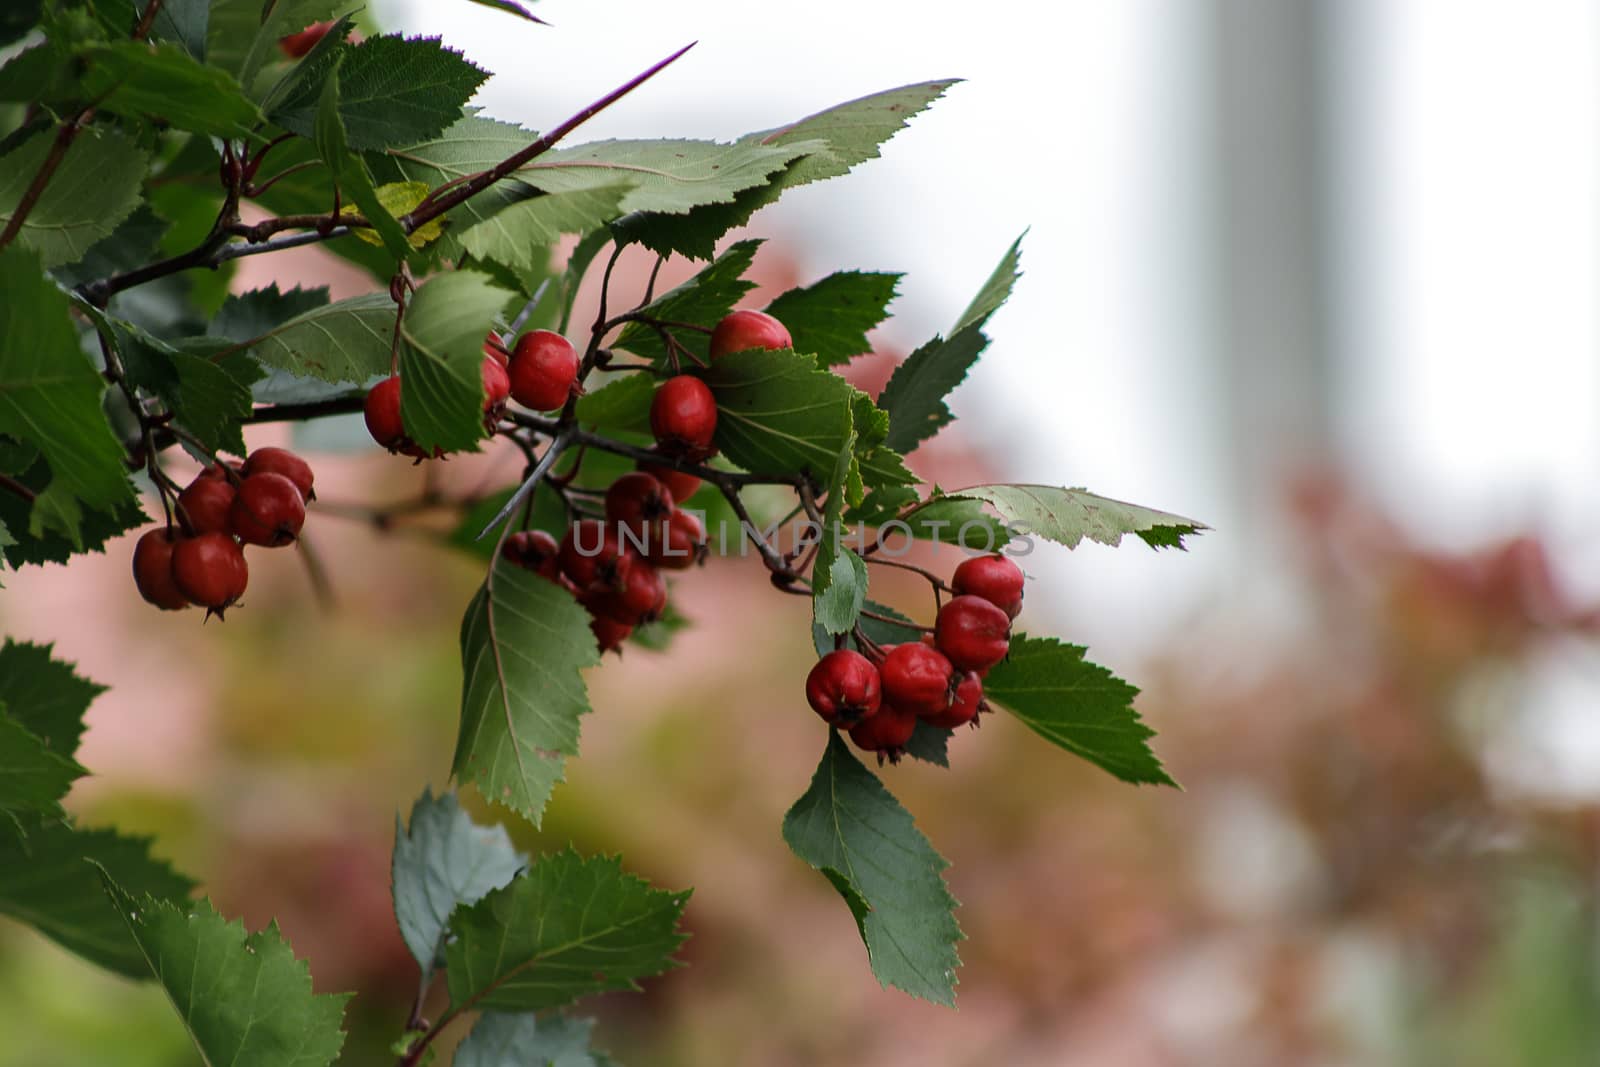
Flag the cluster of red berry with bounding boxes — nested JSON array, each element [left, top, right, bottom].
[[131, 447, 316, 618], [806, 553, 1025, 762]]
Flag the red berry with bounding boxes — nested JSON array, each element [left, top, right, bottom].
[[650, 375, 717, 458], [604, 472, 673, 541], [558, 519, 636, 591], [508, 330, 579, 412], [171, 532, 248, 618], [587, 562, 667, 625], [590, 614, 632, 654], [646, 508, 707, 571], [805, 650, 882, 727], [847, 702, 917, 761], [502, 530, 562, 580], [364, 376, 406, 450], [242, 447, 314, 502], [177, 476, 236, 536], [951, 553, 1025, 619], [279, 19, 335, 58], [637, 458, 701, 503], [922, 671, 984, 729], [230, 472, 307, 547], [482, 355, 511, 413], [934, 595, 1011, 673], [132, 528, 190, 611], [709, 309, 792, 360], [878, 643, 956, 718], [484, 332, 509, 366]]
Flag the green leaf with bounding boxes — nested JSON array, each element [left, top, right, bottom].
[[782, 732, 962, 1005], [258, 15, 357, 121], [444, 848, 690, 1013], [462, 0, 549, 24], [853, 493, 1012, 552], [703, 347, 853, 479], [99, 878, 350, 1067], [237, 290, 395, 386], [0, 456, 146, 568], [0, 640, 104, 762], [50, 205, 169, 289], [0, 817, 194, 977], [0, 125, 148, 268], [938, 485, 1206, 550], [399, 270, 512, 453], [455, 1014, 614, 1067], [460, 184, 630, 275], [982, 634, 1175, 786], [762, 271, 899, 367], [114, 320, 263, 457], [901, 720, 951, 768], [951, 230, 1025, 335], [812, 429, 866, 636], [148, 0, 208, 60], [371, 114, 540, 243], [0, 246, 137, 540], [332, 35, 489, 151], [80, 41, 262, 138], [453, 562, 601, 824], [212, 284, 332, 343], [529, 137, 815, 218], [232, 0, 354, 87], [613, 239, 761, 365], [313, 57, 411, 260], [391, 788, 527, 971], [0, 711, 84, 831], [574, 372, 653, 436], [0, 0, 39, 48]]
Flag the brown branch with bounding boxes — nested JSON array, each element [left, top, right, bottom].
[[0, 473, 36, 504], [132, 0, 165, 40], [0, 110, 91, 252]]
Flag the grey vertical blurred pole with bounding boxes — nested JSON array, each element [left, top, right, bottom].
[[1206, 0, 1335, 518]]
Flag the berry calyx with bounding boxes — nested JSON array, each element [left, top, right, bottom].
[[230, 472, 307, 547], [587, 562, 667, 625], [242, 447, 315, 502], [604, 472, 673, 542], [637, 458, 701, 503], [650, 375, 717, 459], [709, 309, 792, 360], [279, 20, 335, 58], [847, 702, 917, 762], [558, 519, 636, 591], [132, 528, 190, 611], [645, 508, 707, 571], [922, 671, 984, 730], [508, 330, 579, 412], [482, 354, 511, 414], [171, 532, 248, 618], [502, 530, 562, 580], [805, 650, 882, 727], [951, 553, 1025, 619], [177, 476, 236, 536], [934, 594, 1012, 673], [590, 614, 632, 654], [364, 375, 406, 450], [878, 642, 957, 718]]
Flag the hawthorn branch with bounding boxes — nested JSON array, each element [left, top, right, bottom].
[[0, 473, 35, 504]]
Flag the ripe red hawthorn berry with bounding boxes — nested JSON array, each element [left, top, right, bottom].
[[177, 476, 236, 536], [934, 594, 1012, 673], [132, 528, 190, 611], [951, 553, 1025, 619], [637, 458, 701, 503], [230, 472, 307, 547], [171, 532, 248, 618], [805, 650, 882, 727], [604, 472, 673, 542], [848, 701, 917, 761], [709, 309, 792, 360], [922, 671, 985, 730], [364, 375, 406, 450], [878, 642, 957, 718], [508, 330, 579, 411], [279, 20, 335, 58], [482, 355, 511, 414], [646, 508, 707, 571], [590, 613, 632, 654], [587, 562, 667, 625], [242, 447, 315, 502], [650, 375, 717, 459], [558, 519, 636, 591], [502, 530, 562, 580]]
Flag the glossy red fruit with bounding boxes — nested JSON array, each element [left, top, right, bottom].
[[848, 702, 917, 761], [587, 562, 667, 625], [482, 355, 511, 413], [558, 519, 636, 591], [590, 614, 632, 654], [508, 330, 579, 411], [604, 472, 674, 543], [132, 528, 190, 611], [922, 671, 984, 729], [646, 508, 706, 570], [484, 332, 510, 366], [279, 20, 335, 58], [172, 532, 248, 617], [502, 530, 562, 580], [805, 650, 882, 727], [230, 472, 306, 546], [709, 309, 792, 360], [638, 458, 701, 503], [243, 447, 315, 502], [934, 594, 1012, 672], [951, 553, 1025, 619], [878, 642, 956, 718], [177, 476, 236, 536], [364, 376, 405, 450], [650, 375, 717, 458]]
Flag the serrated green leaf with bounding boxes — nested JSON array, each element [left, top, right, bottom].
[[454, 562, 601, 824], [0, 710, 84, 831], [0, 817, 194, 976], [148, 0, 207, 60], [113, 319, 262, 457], [853, 494, 1011, 552], [313, 58, 410, 260], [0, 640, 104, 762], [455, 1013, 614, 1067], [951, 231, 1025, 336], [983, 634, 1175, 786], [213, 284, 332, 343], [812, 428, 865, 635], [782, 732, 962, 1005], [460, 184, 629, 275], [764, 272, 900, 367], [0, 456, 146, 568], [444, 848, 689, 1013], [231, 0, 354, 87], [392, 788, 526, 971], [703, 347, 853, 479], [51, 205, 169, 289], [80, 41, 261, 138], [613, 239, 761, 365], [258, 14, 357, 120], [100, 879, 350, 1067], [399, 270, 510, 453], [0, 40, 74, 105], [0, 246, 137, 541], [939, 485, 1206, 550], [0, 126, 148, 268], [372, 114, 541, 245], [237, 290, 395, 385], [337, 35, 488, 151], [574, 372, 653, 435]]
